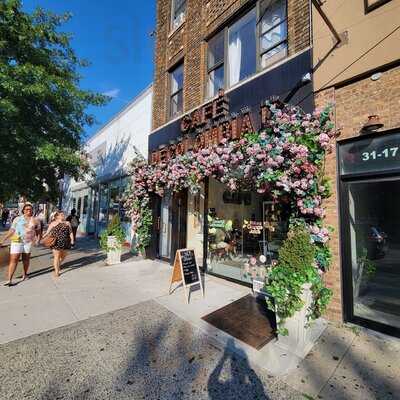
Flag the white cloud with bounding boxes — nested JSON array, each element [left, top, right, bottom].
[[102, 88, 120, 98]]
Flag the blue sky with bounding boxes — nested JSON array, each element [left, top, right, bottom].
[[22, 0, 156, 139]]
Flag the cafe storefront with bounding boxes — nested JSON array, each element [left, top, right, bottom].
[[146, 51, 314, 285]]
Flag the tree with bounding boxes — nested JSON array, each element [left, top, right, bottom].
[[0, 0, 108, 202]]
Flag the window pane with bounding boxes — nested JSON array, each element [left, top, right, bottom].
[[172, 0, 186, 29], [261, 42, 287, 68], [260, 0, 286, 35], [208, 31, 224, 70], [208, 65, 224, 98], [346, 179, 400, 330], [206, 178, 289, 284], [260, 21, 286, 52], [171, 91, 183, 116], [228, 8, 256, 86], [171, 63, 183, 94]]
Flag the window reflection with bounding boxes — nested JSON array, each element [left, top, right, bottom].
[[347, 179, 400, 329], [207, 178, 289, 284]]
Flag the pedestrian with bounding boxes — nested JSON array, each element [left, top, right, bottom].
[[35, 208, 46, 236], [1, 208, 9, 227], [42, 210, 74, 278], [0, 203, 41, 286], [66, 208, 80, 248]]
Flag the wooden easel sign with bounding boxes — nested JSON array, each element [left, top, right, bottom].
[[169, 249, 204, 303]]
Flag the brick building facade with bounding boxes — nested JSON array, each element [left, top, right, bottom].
[[149, 0, 400, 337], [152, 0, 310, 131]]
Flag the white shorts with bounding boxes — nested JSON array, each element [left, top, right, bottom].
[[10, 242, 32, 254]]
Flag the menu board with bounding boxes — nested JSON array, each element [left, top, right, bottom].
[[180, 249, 199, 285], [169, 249, 204, 303]]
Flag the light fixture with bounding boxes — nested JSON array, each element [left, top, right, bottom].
[[361, 115, 384, 134]]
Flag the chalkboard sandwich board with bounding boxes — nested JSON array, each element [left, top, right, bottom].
[[169, 249, 204, 303]]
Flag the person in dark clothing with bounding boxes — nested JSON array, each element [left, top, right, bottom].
[[66, 208, 80, 247], [1, 209, 9, 227]]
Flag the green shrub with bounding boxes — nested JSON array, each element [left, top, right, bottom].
[[265, 227, 332, 335], [99, 214, 126, 251]]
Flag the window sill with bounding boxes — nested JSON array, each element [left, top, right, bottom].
[[168, 20, 185, 39]]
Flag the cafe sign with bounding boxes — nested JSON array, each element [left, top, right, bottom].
[[150, 89, 273, 165]]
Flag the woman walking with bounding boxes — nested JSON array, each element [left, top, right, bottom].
[[0, 203, 41, 286], [43, 211, 74, 277]]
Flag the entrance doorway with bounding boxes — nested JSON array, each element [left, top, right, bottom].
[[339, 130, 400, 336], [157, 191, 188, 264], [159, 193, 172, 260]]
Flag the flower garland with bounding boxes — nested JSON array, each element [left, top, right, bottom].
[[124, 102, 338, 325]]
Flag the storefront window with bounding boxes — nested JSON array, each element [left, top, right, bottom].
[[83, 195, 89, 216], [206, 178, 289, 284], [77, 197, 82, 217], [108, 182, 120, 223], [98, 184, 109, 232]]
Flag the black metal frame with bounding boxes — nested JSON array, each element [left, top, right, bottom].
[[364, 0, 392, 13], [337, 130, 400, 338]]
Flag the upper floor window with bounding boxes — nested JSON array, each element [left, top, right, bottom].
[[259, 0, 287, 68], [171, 0, 186, 30], [207, 31, 225, 98], [228, 8, 257, 87], [170, 63, 184, 118], [206, 0, 287, 98]]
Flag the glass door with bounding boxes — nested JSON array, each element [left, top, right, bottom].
[[159, 193, 172, 259], [342, 177, 400, 332]]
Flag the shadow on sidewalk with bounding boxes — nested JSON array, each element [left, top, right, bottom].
[[26, 253, 106, 279]]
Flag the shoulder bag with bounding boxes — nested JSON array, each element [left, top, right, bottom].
[[41, 231, 56, 248]]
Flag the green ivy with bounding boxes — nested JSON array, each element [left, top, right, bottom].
[[135, 205, 153, 252]]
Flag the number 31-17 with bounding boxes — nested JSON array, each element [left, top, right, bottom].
[[362, 147, 399, 161]]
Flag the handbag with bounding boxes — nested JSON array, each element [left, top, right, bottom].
[[41, 232, 56, 248]]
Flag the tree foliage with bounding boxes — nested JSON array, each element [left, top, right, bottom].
[[0, 0, 108, 201]]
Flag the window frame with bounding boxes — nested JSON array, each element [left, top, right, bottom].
[[169, 61, 184, 119], [205, 0, 288, 98], [364, 0, 392, 13], [257, 0, 288, 70], [171, 0, 187, 31], [206, 30, 227, 99]]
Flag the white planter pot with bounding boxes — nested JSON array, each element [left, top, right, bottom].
[[106, 236, 122, 265], [276, 283, 326, 358]]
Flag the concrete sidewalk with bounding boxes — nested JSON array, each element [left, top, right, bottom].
[[1, 239, 399, 399]]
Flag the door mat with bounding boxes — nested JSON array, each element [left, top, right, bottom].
[[201, 294, 276, 350]]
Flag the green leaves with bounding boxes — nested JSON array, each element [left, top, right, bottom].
[[265, 228, 332, 335], [99, 215, 126, 251], [0, 0, 108, 201]]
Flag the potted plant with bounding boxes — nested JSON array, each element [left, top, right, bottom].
[[265, 228, 331, 357], [99, 214, 126, 265]]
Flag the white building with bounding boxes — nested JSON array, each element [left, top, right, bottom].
[[63, 84, 153, 239]]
